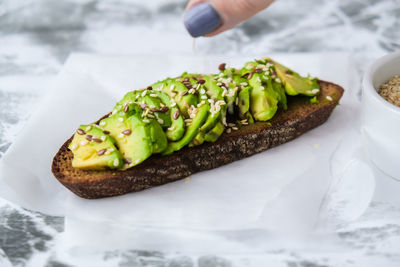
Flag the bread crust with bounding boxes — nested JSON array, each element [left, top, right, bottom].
[[52, 80, 344, 199]]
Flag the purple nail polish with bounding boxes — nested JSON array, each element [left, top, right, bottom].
[[184, 2, 222, 37]]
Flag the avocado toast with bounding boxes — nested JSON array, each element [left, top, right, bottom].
[[52, 58, 344, 199]]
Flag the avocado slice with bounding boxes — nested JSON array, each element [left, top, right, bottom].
[[99, 104, 154, 168], [204, 121, 225, 142], [151, 83, 185, 141], [69, 125, 123, 170], [184, 74, 226, 146], [267, 58, 320, 97], [162, 78, 198, 118], [162, 103, 209, 155], [115, 90, 171, 129], [248, 73, 279, 121]]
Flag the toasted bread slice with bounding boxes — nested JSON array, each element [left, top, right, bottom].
[[52, 81, 343, 199]]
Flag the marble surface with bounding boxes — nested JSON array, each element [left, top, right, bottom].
[[1, 0, 400, 266]]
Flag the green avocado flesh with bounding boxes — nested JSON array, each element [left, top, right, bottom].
[[70, 57, 320, 170]]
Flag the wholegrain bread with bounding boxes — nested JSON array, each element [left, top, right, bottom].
[[52, 80, 344, 199]]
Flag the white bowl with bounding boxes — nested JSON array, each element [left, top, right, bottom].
[[362, 51, 400, 179]]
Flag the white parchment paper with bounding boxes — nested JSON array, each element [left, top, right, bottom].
[[0, 53, 375, 251]]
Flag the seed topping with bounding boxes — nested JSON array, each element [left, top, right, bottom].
[[85, 135, 93, 141], [122, 129, 132, 135], [97, 149, 107, 156], [218, 63, 226, 71], [173, 109, 180, 120], [123, 104, 129, 113], [92, 138, 102, 143], [77, 129, 85, 135]]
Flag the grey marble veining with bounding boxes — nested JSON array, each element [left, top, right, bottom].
[[1, 0, 400, 266]]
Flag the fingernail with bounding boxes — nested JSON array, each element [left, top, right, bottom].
[[184, 2, 222, 37]]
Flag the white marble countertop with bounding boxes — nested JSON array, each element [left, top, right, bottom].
[[1, 0, 400, 266]]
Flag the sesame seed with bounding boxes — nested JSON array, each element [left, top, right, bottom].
[[326, 96, 333, 101], [201, 100, 206, 105], [170, 84, 175, 91], [77, 129, 85, 135], [311, 88, 320, 94], [150, 93, 158, 98], [147, 114, 155, 119], [118, 117, 124, 122], [232, 126, 239, 131], [200, 88, 206, 95], [228, 123, 235, 127], [141, 90, 147, 97], [100, 121, 106, 126], [201, 95, 208, 100], [275, 78, 281, 83], [113, 158, 120, 167], [80, 140, 88, 146], [85, 126, 92, 132], [97, 149, 107, 156], [157, 118, 164, 124], [118, 133, 124, 139], [226, 128, 232, 133], [100, 136, 106, 141], [142, 119, 150, 123], [171, 101, 177, 107]]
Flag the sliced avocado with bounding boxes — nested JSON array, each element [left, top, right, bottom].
[[268, 58, 320, 96], [148, 119, 168, 153], [186, 74, 226, 145], [99, 104, 153, 168], [162, 78, 198, 118], [204, 121, 225, 142], [162, 103, 209, 155], [151, 83, 185, 141], [69, 125, 123, 170], [114, 90, 171, 129], [238, 86, 251, 119], [248, 73, 279, 121]]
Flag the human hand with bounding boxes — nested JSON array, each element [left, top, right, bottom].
[[183, 0, 274, 37]]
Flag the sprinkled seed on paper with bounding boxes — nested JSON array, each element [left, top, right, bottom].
[[77, 129, 85, 135], [97, 149, 107, 156]]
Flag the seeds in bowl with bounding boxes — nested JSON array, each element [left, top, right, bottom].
[[379, 75, 400, 107]]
